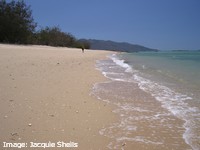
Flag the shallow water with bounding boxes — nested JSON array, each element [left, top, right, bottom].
[[92, 51, 200, 150]]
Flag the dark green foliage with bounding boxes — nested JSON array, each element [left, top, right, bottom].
[[35, 26, 76, 47], [0, 0, 36, 44], [34, 26, 90, 48]]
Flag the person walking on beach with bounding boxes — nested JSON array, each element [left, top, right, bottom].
[[81, 47, 84, 53]]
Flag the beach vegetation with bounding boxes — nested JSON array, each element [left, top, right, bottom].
[[35, 26, 76, 47], [33, 26, 90, 48], [0, 0, 36, 44]]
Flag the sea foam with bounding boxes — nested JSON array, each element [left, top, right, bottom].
[[110, 54, 200, 150], [93, 53, 200, 149]]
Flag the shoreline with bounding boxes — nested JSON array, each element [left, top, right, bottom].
[[93, 53, 193, 149], [0, 44, 117, 149]]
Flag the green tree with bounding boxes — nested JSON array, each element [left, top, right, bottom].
[[36, 26, 77, 47], [0, 0, 36, 44]]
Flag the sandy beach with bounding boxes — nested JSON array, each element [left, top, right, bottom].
[[0, 44, 196, 150], [0, 44, 116, 149]]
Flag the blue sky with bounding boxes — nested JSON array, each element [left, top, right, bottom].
[[25, 0, 200, 50]]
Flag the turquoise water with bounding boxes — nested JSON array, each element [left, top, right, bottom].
[[122, 51, 200, 91], [93, 51, 200, 149]]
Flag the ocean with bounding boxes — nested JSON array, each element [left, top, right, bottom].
[[92, 51, 200, 150]]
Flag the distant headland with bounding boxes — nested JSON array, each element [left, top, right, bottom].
[[79, 39, 159, 52]]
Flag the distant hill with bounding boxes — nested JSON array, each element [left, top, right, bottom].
[[79, 39, 158, 52]]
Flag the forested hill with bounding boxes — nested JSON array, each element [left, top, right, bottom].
[[79, 39, 159, 52]]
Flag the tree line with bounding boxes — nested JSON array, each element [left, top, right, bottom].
[[0, 0, 90, 49]]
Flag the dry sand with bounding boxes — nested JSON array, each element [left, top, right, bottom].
[[0, 44, 116, 149]]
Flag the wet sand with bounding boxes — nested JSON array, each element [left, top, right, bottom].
[[93, 57, 193, 150]]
